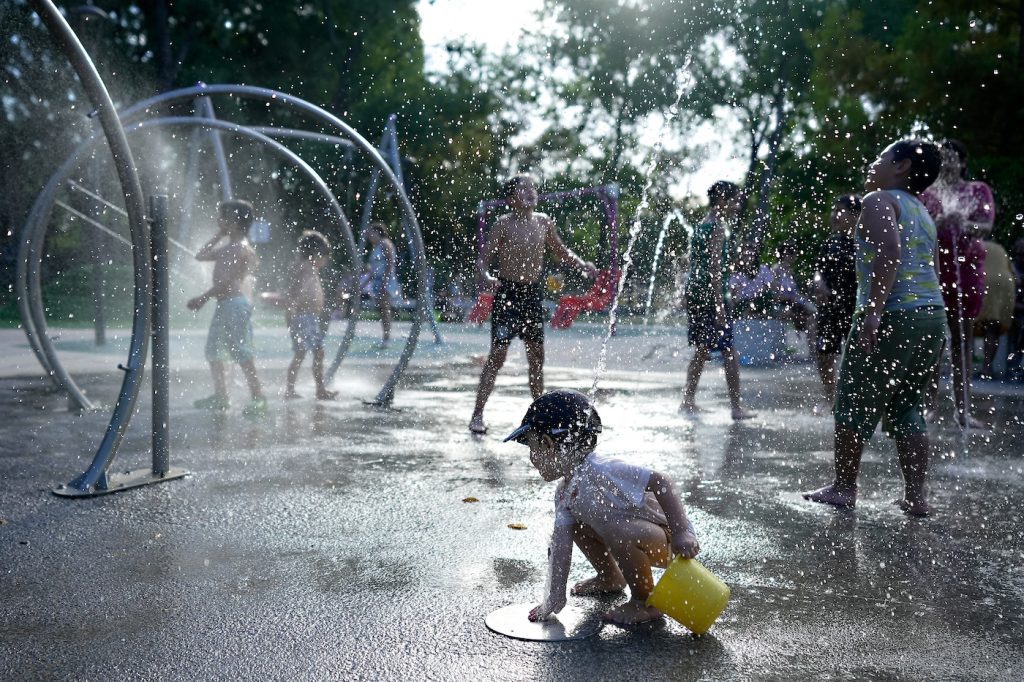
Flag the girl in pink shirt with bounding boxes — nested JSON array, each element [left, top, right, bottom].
[[920, 140, 996, 430]]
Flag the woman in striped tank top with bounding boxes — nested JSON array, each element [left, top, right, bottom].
[[804, 140, 946, 517]]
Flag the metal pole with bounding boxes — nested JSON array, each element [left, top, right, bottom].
[[90, 156, 107, 346], [150, 195, 169, 475], [28, 0, 153, 495]]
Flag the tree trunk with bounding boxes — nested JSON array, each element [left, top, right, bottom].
[[140, 0, 174, 92], [750, 90, 788, 253]]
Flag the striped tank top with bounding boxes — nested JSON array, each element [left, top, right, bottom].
[[855, 189, 943, 312]]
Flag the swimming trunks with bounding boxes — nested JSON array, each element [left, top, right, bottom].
[[288, 312, 327, 353], [491, 278, 545, 344], [205, 296, 255, 363]]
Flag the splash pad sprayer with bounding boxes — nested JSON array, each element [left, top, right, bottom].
[[590, 62, 694, 398]]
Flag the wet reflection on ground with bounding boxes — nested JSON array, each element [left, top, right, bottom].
[[1, 331, 1022, 679]]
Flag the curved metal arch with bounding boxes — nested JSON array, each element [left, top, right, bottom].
[[116, 84, 430, 405], [19, 116, 360, 411], [27, 0, 150, 491]]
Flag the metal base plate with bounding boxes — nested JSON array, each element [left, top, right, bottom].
[[53, 466, 189, 498], [485, 603, 603, 641]]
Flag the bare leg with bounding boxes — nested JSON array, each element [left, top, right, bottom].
[[681, 346, 709, 412], [569, 523, 626, 595], [895, 433, 931, 516], [802, 424, 862, 508], [313, 347, 336, 400], [469, 342, 509, 433], [815, 351, 838, 410], [238, 358, 264, 400], [595, 519, 672, 626], [950, 316, 985, 428], [286, 350, 306, 399], [209, 360, 228, 398], [378, 292, 392, 343], [723, 347, 755, 419], [980, 322, 998, 378], [524, 338, 545, 400]]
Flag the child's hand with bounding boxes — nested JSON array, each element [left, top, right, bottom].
[[528, 595, 567, 622], [672, 530, 701, 559], [186, 296, 206, 311]]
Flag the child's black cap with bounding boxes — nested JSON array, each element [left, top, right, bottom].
[[503, 389, 602, 444]]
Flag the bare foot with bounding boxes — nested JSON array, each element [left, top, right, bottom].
[[316, 389, 337, 401], [802, 483, 857, 509], [895, 497, 931, 517], [678, 402, 703, 416], [468, 416, 487, 435], [284, 391, 302, 401], [812, 401, 832, 417], [602, 599, 664, 627], [955, 413, 990, 431], [731, 407, 756, 421], [571, 576, 627, 597]]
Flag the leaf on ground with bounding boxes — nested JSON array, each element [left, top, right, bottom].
[[462, 497, 479, 503], [507, 523, 527, 530]]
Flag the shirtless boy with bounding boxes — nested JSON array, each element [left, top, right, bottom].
[[187, 200, 267, 417], [284, 230, 336, 401], [468, 175, 597, 435]]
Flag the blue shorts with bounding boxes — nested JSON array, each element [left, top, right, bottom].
[[288, 312, 327, 353], [205, 297, 255, 363], [687, 305, 734, 352]]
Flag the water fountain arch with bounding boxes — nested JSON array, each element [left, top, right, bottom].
[[18, 83, 433, 411]]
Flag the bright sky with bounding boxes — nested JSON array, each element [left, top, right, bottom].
[[416, 0, 745, 197], [418, 0, 545, 71]]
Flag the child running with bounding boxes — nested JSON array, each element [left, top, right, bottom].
[[468, 175, 596, 435], [187, 199, 267, 417], [812, 194, 862, 414], [681, 181, 755, 420], [803, 139, 945, 516], [504, 389, 701, 626], [284, 230, 336, 401]]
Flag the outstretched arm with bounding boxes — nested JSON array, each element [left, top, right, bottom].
[[857, 191, 901, 353], [545, 219, 598, 277], [529, 523, 573, 621], [648, 471, 700, 558], [477, 221, 502, 284]]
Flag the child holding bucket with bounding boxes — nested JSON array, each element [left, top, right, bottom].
[[504, 389, 701, 627]]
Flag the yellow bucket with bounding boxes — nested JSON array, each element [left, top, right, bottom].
[[646, 557, 730, 634]]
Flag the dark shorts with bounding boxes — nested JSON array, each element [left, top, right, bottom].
[[687, 304, 733, 352], [491, 279, 545, 345], [816, 303, 855, 355], [834, 308, 945, 440]]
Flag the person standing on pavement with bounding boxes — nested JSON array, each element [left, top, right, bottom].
[[468, 175, 597, 435]]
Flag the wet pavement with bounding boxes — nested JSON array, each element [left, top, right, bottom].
[[1, 323, 1023, 680]]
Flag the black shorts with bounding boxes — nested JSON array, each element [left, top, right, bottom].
[[492, 279, 545, 345], [687, 304, 734, 351], [816, 304, 854, 355]]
